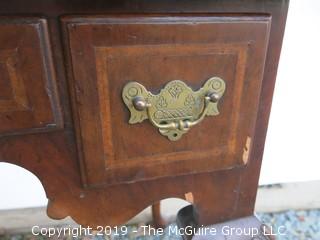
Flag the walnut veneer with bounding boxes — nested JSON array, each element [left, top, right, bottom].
[[0, 0, 288, 233]]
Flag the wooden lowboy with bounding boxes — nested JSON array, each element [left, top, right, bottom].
[[0, 0, 288, 238]]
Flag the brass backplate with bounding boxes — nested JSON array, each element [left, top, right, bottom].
[[122, 77, 226, 141]]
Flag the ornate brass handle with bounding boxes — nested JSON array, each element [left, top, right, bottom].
[[122, 77, 226, 141], [132, 91, 220, 129]]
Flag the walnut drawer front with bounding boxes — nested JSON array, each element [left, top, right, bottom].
[[0, 18, 62, 136], [62, 15, 271, 187]]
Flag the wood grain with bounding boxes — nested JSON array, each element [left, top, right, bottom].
[[0, 0, 289, 229], [63, 15, 271, 186], [0, 18, 63, 136]]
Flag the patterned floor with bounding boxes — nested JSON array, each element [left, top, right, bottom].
[[0, 210, 319, 240], [257, 210, 320, 240]]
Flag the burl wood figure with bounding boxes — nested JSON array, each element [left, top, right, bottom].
[[0, 1, 289, 239]]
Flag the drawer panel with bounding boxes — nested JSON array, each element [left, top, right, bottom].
[[63, 15, 271, 186], [0, 18, 62, 136]]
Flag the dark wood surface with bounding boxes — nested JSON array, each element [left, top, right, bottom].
[[0, 0, 289, 229], [63, 15, 270, 186], [0, 18, 62, 136]]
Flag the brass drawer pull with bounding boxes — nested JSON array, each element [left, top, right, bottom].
[[122, 77, 226, 141]]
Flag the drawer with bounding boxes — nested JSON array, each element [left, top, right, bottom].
[[0, 18, 62, 136], [63, 15, 271, 187]]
